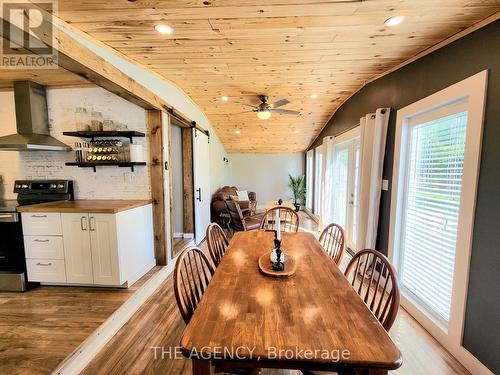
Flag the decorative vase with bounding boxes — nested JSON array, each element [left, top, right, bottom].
[[294, 203, 300, 212]]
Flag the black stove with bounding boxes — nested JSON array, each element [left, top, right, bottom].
[[0, 180, 73, 291]]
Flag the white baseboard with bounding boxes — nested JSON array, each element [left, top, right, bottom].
[[173, 232, 184, 238], [51, 263, 175, 375], [183, 233, 194, 239]]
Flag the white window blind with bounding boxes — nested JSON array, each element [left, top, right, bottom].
[[400, 111, 468, 326]]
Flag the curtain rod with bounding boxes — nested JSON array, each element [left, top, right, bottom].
[[327, 109, 387, 139]]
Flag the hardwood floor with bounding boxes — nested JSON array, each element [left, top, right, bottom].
[[173, 237, 195, 257], [82, 219, 469, 375], [0, 266, 161, 375]]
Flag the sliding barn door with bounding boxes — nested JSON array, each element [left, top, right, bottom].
[[193, 129, 211, 244]]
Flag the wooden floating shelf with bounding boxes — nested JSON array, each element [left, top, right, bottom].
[[65, 161, 146, 172], [63, 131, 145, 142]]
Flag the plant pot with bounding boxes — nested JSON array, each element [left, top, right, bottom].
[[294, 203, 300, 212]]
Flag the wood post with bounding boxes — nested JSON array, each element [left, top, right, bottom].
[[148, 110, 167, 265], [182, 127, 195, 235]]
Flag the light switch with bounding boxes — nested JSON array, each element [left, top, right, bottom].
[[382, 179, 390, 191]]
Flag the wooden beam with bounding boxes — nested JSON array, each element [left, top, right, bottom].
[[0, 4, 166, 110], [148, 110, 166, 265], [182, 127, 195, 235], [166, 113, 174, 260]]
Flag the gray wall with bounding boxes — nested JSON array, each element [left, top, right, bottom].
[[309, 21, 500, 373]]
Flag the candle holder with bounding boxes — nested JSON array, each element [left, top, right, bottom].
[[272, 237, 285, 271]]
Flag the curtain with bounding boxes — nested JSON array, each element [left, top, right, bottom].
[[320, 136, 335, 229], [357, 108, 390, 250]]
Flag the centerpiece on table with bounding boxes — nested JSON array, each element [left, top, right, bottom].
[[258, 209, 297, 277]]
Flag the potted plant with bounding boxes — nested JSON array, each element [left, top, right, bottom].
[[288, 174, 306, 212]]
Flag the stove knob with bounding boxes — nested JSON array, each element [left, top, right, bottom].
[[50, 184, 57, 189], [15, 184, 21, 188], [57, 184, 65, 189], [21, 184, 28, 188]]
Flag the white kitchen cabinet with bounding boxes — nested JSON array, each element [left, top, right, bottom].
[[22, 204, 155, 287], [89, 214, 121, 285], [61, 213, 94, 284]]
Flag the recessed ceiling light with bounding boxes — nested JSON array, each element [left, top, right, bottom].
[[384, 15, 405, 27], [294, 129, 300, 134], [235, 129, 241, 134], [221, 96, 229, 102], [310, 93, 318, 99], [155, 24, 173, 34]]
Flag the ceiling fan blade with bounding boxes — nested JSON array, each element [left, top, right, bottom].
[[233, 101, 256, 109], [233, 110, 255, 114], [270, 108, 301, 115], [270, 99, 290, 108]]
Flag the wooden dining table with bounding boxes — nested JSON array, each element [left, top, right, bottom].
[[180, 231, 402, 374]]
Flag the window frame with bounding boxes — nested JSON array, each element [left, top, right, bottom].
[[388, 70, 488, 373]]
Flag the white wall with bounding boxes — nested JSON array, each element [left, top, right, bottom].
[[59, 25, 230, 195], [171, 125, 183, 234], [0, 87, 150, 200], [227, 153, 304, 208]]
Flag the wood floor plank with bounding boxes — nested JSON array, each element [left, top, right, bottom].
[[0, 266, 161, 375]]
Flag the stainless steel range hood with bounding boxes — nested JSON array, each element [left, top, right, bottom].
[[0, 81, 71, 151]]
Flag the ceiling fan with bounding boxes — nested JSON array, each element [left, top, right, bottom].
[[236, 95, 300, 120]]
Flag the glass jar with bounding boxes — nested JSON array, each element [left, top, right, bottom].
[[90, 111, 103, 131], [75, 107, 89, 131]]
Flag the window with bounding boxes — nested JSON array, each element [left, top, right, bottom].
[[306, 149, 314, 210], [389, 70, 487, 371], [313, 145, 323, 216], [400, 110, 467, 326], [330, 128, 360, 250]]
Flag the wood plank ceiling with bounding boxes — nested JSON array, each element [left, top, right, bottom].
[[55, 0, 500, 153]]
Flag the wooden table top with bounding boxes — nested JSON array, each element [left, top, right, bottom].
[[17, 199, 152, 213], [180, 231, 402, 371]]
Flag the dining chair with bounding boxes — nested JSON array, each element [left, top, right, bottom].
[[206, 222, 229, 267], [344, 249, 401, 331], [319, 223, 345, 265], [174, 246, 215, 325], [259, 206, 299, 232], [225, 198, 263, 231]]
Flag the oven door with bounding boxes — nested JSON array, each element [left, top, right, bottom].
[[0, 212, 25, 272]]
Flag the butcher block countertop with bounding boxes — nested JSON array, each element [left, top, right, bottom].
[[17, 199, 152, 213]]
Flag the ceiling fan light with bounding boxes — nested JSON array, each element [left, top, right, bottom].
[[257, 110, 271, 120]]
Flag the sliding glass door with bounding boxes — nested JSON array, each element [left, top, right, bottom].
[[331, 134, 360, 251], [306, 149, 314, 211], [313, 145, 323, 216]]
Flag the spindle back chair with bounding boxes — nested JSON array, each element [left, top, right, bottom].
[[259, 206, 299, 232], [319, 223, 346, 265], [344, 249, 400, 331], [206, 223, 229, 267], [174, 246, 215, 324]]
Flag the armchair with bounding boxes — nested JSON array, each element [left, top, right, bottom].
[[225, 198, 263, 231], [211, 186, 257, 225]]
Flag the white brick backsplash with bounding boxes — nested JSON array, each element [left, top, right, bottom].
[[0, 87, 151, 200]]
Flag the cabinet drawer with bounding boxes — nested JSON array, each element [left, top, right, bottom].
[[26, 259, 66, 283], [22, 213, 62, 235], [24, 236, 64, 260]]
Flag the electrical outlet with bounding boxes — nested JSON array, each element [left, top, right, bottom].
[[382, 179, 390, 191]]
